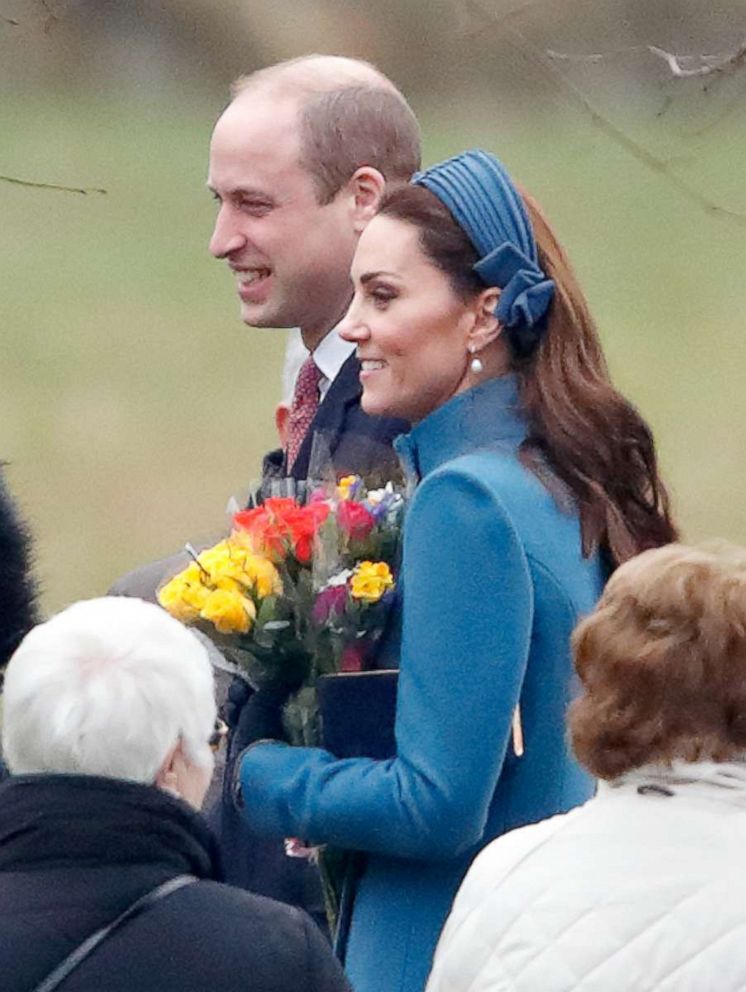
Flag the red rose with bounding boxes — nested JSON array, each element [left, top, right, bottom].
[[337, 500, 376, 541], [234, 499, 331, 564]]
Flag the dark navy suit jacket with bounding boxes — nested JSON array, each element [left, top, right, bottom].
[[219, 352, 408, 926], [261, 353, 408, 485]]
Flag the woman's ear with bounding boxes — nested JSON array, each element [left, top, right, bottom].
[[347, 167, 386, 233], [154, 742, 181, 799], [467, 287, 502, 352]]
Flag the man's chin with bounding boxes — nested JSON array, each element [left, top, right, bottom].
[[238, 300, 288, 330]]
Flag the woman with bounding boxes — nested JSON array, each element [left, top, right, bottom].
[[236, 150, 677, 992], [427, 542, 746, 991], [0, 597, 348, 992]]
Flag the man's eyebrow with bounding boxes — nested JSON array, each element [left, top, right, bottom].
[[206, 184, 276, 203], [360, 271, 399, 285]]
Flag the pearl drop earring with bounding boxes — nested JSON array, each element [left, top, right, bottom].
[[469, 347, 484, 375]]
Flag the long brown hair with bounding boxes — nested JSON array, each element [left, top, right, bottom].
[[377, 184, 677, 567]]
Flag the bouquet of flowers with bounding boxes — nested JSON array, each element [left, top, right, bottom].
[[158, 477, 405, 747]]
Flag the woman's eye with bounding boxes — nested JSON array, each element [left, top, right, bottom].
[[371, 289, 396, 309]]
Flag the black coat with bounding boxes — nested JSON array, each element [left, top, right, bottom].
[[0, 467, 38, 668], [216, 352, 408, 923], [262, 352, 408, 485], [0, 775, 350, 992]]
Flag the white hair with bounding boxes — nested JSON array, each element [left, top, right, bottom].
[[2, 597, 216, 783], [281, 329, 309, 406]]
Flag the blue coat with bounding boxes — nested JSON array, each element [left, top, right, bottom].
[[240, 376, 606, 992]]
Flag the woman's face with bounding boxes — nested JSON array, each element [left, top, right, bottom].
[[339, 215, 479, 424]]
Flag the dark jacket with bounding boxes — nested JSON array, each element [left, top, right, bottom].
[[217, 352, 407, 922], [0, 775, 350, 992], [262, 352, 408, 485], [108, 352, 407, 924], [0, 467, 38, 668]]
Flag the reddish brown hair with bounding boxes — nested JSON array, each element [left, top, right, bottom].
[[570, 542, 746, 779], [377, 183, 677, 567]]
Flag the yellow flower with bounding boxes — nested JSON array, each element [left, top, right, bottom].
[[350, 561, 394, 603], [195, 539, 283, 600], [243, 552, 283, 598], [336, 475, 360, 501], [158, 573, 210, 623], [200, 587, 257, 635], [198, 541, 235, 576]]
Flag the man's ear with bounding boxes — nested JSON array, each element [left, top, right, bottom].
[[347, 166, 386, 233], [467, 287, 502, 353], [154, 742, 180, 798], [275, 402, 291, 449]]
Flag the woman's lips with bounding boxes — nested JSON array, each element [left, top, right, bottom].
[[359, 359, 387, 380]]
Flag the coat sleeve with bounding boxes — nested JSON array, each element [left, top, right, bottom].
[[239, 466, 534, 861]]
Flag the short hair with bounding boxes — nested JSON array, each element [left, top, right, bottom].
[[2, 597, 216, 783], [569, 542, 746, 779], [230, 55, 421, 204]]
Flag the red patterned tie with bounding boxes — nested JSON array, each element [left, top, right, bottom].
[[286, 355, 322, 470]]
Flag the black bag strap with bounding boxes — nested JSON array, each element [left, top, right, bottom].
[[31, 873, 197, 992]]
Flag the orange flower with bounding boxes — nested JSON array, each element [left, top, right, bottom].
[[233, 498, 330, 564]]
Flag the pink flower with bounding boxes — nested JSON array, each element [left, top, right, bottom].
[[337, 500, 376, 541], [340, 644, 365, 672], [312, 584, 348, 624]]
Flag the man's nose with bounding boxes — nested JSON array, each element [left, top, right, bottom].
[[209, 208, 246, 258]]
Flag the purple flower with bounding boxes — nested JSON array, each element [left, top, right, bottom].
[[312, 584, 348, 624]]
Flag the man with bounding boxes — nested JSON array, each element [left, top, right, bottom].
[[111, 54, 417, 587], [203, 54, 420, 923], [111, 55, 419, 922], [207, 54, 417, 484], [0, 597, 349, 992]]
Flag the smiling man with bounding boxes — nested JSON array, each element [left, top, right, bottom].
[[206, 55, 418, 481], [204, 55, 419, 923], [111, 56, 420, 926]]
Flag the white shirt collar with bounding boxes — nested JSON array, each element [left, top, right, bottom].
[[312, 326, 355, 392]]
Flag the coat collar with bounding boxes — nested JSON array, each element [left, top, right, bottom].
[[0, 774, 221, 878], [602, 759, 746, 809], [394, 374, 527, 483]]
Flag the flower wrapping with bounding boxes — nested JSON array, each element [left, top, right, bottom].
[[158, 479, 405, 748]]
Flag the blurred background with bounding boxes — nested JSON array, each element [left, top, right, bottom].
[[2, 0, 745, 614]]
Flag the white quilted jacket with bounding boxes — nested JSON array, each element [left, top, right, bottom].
[[426, 761, 746, 991]]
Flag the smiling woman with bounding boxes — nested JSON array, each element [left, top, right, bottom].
[[235, 150, 678, 992], [340, 215, 490, 424]]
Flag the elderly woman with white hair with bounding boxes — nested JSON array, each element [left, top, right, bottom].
[[0, 596, 349, 992]]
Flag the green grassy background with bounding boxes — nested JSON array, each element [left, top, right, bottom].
[[2, 85, 745, 614]]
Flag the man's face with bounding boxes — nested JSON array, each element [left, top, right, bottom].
[[208, 92, 359, 347]]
